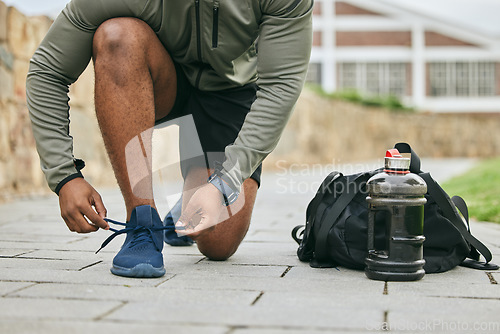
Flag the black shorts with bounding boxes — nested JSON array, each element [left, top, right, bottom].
[[155, 63, 262, 187]]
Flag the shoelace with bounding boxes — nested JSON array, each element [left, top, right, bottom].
[[95, 218, 169, 254]]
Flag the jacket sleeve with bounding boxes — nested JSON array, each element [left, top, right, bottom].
[[220, 0, 313, 191], [26, 0, 162, 193]]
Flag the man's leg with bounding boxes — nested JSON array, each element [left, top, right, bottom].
[[182, 167, 258, 261], [93, 17, 256, 261], [92, 18, 176, 220]]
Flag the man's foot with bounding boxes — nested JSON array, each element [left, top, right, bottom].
[[98, 205, 166, 278], [163, 197, 194, 246]]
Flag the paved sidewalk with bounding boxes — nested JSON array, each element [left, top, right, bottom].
[[0, 159, 499, 333]]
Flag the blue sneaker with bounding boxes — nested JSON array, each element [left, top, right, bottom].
[[96, 205, 167, 278], [163, 197, 194, 247]]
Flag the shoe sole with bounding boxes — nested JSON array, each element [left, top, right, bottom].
[[111, 263, 166, 278]]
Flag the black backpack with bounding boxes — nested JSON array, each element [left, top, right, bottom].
[[292, 143, 498, 273]]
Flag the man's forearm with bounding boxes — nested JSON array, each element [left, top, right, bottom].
[[221, 0, 314, 191], [26, 0, 161, 192]]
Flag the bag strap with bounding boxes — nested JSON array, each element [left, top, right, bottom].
[[306, 172, 341, 227], [394, 142, 422, 173], [291, 225, 304, 244], [395, 142, 496, 268], [420, 173, 493, 264], [292, 171, 341, 245], [452, 196, 480, 261], [314, 172, 373, 263], [452, 196, 499, 270], [451, 195, 473, 234]]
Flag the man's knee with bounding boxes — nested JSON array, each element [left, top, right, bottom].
[[93, 17, 151, 57], [198, 243, 237, 261], [182, 173, 258, 261]]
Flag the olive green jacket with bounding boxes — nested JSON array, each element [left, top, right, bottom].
[[26, 0, 313, 193]]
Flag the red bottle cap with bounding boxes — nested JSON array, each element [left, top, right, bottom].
[[384, 149, 410, 174]]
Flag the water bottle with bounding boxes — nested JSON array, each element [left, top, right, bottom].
[[365, 149, 427, 281]]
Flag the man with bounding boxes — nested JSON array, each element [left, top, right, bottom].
[[27, 0, 313, 278]]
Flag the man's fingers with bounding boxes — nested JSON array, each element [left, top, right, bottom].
[[66, 210, 98, 233], [62, 215, 77, 232], [176, 209, 203, 235], [82, 205, 109, 230], [57, 178, 108, 233], [92, 193, 107, 220], [176, 215, 216, 238], [175, 218, 191, 236], [175, 220, 199, 238], [175, 220, 187, 236]]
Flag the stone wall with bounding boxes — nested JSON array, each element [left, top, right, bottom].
[[0, 1, 114, 200], [265, 89, 500, 168], [0, 3, 50, 196]]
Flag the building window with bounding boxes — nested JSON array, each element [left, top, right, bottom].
[[429, 62, 496, 97], [306, 63, 322, 85], [338, 62, 407, 97]]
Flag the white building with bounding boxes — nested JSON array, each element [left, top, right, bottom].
[[309, 0, 500, 112]]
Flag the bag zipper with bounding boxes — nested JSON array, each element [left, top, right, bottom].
[[212, 1, 220, 48]]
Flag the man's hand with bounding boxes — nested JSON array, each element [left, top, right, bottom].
[[176, 183, 226, 238], [58, 178, 109, 233]]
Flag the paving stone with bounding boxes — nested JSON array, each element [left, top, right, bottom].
[[415, 266, 492, 285], [489, 272, 500, 284], [0, 297, 121, 321], [1, 220, 72, 236], [233, 328, 370, 334], [0, 320, 228, 334], [161, 272, 385, 299], [161, 259, 210, 277], [60, 233, 123, 252], [0, 281, 35, 296], [0, 267, 172, 287], [160, 273, 288, 291], [227, 243, 300, 266], [22, 249, 105, 261], [0, 248, 32, 257], [245, 230, 296, 243], [0, 240, 91, 251], [283, 265, 369, 282], [0, 233, 84, 244], [0, 257, 106, 271], [23, 249, 203, 268], [0, 235, 124, 253], [254, 290, 388, 312], [385, 297, 500, 333], [471, 221, 500, 236], [162, 244, 203, 256], [387, 281, 500, 299], [0, 197, 59, 224], [183, 261, 290, 278], [11, 282, 260, 306], [105, 301, 382, 330], [489, 247, 500, 257]]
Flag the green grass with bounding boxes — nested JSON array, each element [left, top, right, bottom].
[[305, 84, 414, 112], [442, 158, 500, 224]]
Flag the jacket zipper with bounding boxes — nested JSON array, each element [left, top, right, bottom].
[[212, 1, 219, 48], [195, 0, 202, 62], [194, 0, 203, 88]]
